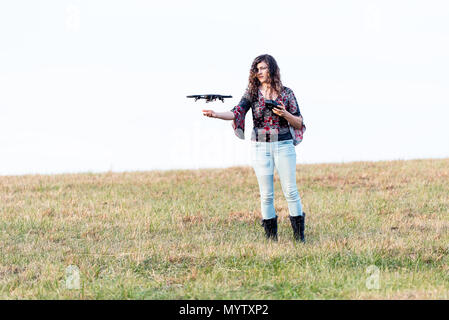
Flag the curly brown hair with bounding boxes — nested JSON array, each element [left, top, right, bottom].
[[247, 54, 283, 102]]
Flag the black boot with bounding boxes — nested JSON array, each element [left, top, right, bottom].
[[289, 213, 305, 242], [261, 216, 278, 241]]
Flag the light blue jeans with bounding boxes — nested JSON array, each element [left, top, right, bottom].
[[250, 139, 303, 220]]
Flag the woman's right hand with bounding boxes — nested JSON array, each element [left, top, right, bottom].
[[202, 110, 216, 118]]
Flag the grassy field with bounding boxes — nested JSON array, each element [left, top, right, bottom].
[[1, 158, 448, 299]]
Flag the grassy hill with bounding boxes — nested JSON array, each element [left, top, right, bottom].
[[1, 158, 448, 299]]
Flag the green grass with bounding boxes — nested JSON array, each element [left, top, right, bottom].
[[1, 158, 448, 299]]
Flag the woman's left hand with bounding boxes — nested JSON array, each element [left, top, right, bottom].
[[272, 101, 289, 118]]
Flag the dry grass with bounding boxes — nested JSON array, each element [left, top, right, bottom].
[[0, 158, 448, 299]]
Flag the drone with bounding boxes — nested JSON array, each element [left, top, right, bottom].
[[187, 94, 232, 103]]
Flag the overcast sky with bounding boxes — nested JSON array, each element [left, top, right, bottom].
[[1, 0, 448, 175]]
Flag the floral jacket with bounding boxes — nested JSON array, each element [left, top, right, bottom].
[[230, 86, 306, 145]]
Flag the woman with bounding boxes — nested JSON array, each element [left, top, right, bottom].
[[202, 54, 306, 242]]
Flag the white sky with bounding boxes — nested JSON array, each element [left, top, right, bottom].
[[1, 0, 448, 175]]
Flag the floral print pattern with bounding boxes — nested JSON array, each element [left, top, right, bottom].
[[230, 86, 306, 145]]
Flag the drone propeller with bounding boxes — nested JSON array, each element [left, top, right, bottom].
[[187, 94, 232, 103]]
